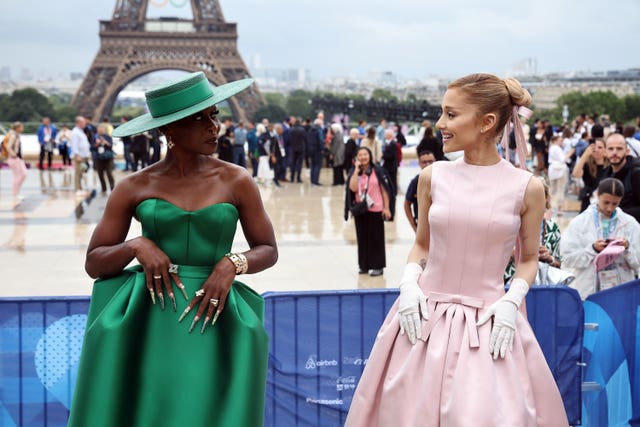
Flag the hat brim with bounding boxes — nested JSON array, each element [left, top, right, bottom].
[[112, 78, 254, 137]]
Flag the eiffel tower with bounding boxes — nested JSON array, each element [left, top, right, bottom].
[[72, 0, 263, 123]]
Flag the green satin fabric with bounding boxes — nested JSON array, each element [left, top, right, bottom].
[[68, 200, 269, 427]]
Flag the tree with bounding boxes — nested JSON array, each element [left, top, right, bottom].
[[0, 88, 55, 122], [286, 89, 314, 119], [623, 95, 640, 122], [0, 88, 61, 123], [53, 105, 78, 124], [370, 89, 397, 102], [264, 93, 287, 109], [555, 90, 625, 122], [586, 91, 624, 122], [253, 104, 287, 123]]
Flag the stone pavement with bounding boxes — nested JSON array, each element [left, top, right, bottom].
[[0, 164, 578, 298]]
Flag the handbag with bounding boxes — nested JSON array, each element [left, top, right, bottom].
[[534, 262, 575, 286], [350, 200, 369, 217], [350, 176, 370, 217]]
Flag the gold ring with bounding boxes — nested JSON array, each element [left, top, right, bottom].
[[153, 275, 162, 279], [209, 298, 219, 306], [195, 289, 205, 297]]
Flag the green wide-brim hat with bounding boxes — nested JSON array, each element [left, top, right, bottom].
[[112, 72, 254, 137]]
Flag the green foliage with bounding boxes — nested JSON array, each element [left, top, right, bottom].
[[54, 105, 79, 124], [253, 104, 287, 123], [286, 89, 314, 119], [264, 92, 287, 108], [622, 95, 640, 122], [370, 89, 397, 102], [111, 106, 147, 122], [555, 91, 625, 122], [0, 88, 55, 122]]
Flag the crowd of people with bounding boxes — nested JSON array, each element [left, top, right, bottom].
[[498, 112, 640, 299], [5, 69, 640, 426], [5, 91, 640, 300]]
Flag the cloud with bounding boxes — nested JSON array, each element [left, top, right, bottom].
[[0, 0, 638, 79]]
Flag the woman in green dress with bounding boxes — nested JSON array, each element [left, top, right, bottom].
[[68, 72, 278, 427]]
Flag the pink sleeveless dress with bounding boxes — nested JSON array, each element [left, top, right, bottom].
[[345, 158, 569, 427]]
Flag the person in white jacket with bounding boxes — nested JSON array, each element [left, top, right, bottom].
[[548, 134, 569, 216], [560, 177, 640, 299]]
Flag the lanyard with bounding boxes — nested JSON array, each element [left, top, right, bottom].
[[591, 205, 618, 240], [359, 174, 370, 198]]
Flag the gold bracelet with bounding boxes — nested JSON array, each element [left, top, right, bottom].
[[224, 252, 248, 275]]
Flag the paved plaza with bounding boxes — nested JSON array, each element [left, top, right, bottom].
[[0, 163, 579, 298], [0, 165, 426, 298]]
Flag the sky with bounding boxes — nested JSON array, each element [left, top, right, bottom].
[[0, 0, 639, 81]]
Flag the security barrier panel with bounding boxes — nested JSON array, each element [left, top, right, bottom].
[[263, 287, 584, 427], [583, 279, 640, 427], [0, 297, 90, 427], [0, 287, 586, 427]]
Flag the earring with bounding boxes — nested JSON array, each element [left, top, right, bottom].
[[167, 137, 174, 149]]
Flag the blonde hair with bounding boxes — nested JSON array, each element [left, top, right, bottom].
[[447, 73, 532, 135], [12, 121, 23, 131]]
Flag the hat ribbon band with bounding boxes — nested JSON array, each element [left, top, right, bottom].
[[147, 79, 214, 118]]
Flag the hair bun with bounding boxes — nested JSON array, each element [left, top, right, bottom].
[[503, 78, 532, 108]]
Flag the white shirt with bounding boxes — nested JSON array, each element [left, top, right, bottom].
[[626, 137, 640, 158], [560, 206, 640, 300], [70, 126, 91, 158], [548, 144, 568, 181]]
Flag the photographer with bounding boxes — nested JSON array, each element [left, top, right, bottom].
[[92, 123, 116, 195], [344, 146, 395, 276]]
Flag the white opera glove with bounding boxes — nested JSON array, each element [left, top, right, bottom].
[[397, 263, 428, 345], [476, 278, 529, 359]]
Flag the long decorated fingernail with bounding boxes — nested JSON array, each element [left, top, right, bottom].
[[169, 293, 177, 312], [178, 306, 191, 323], [148, 288, 156, 305], [178, 283, 188, 301], [211, 310, 221, 326], [158, 293, 165, 310], [188, 316, 200, 333], [200, 317, 210, 334]]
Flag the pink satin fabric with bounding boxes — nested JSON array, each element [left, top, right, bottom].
[[345, 159, 569, 427]]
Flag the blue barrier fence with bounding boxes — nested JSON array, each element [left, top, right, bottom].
[[0, 284, 635, 427], [583, 279, 640, 427], [263, 287, 584, 427], [0, 297, 89, 427]]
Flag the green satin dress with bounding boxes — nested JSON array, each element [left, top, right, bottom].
[[68, 199, 269, 427]]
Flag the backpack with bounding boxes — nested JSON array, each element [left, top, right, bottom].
[[0, 133, 10, 159]]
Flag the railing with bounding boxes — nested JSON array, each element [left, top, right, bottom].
[[6, 282, 640, 426]]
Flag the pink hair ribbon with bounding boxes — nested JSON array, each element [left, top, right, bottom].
[[500, 105, 533, 170]]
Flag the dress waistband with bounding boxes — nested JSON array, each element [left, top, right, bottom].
[[422, 291, 486, 349]]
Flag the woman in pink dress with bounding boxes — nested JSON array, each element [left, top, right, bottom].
[[345, 74, 569, 427]]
